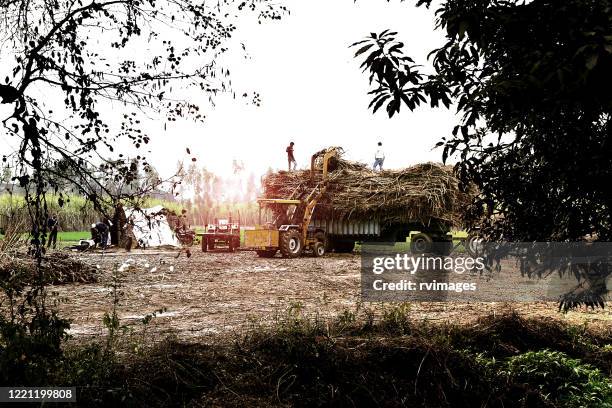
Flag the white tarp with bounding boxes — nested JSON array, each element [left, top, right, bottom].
[[124, 205, 180, 248]]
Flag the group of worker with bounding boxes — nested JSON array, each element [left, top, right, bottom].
[[286, 142, 385, 172], [44, 214, 111, 250]]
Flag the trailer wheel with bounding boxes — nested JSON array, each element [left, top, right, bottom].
[[410, 233, 433, 254], [433, 240, 453, 256], [201, 237, 208, 252], [280, 229, 303, 258], [228, 237, 239, 252], [313, 242, 325, 257], [256, 249, 277, 258], [466, 233, 484, 257]]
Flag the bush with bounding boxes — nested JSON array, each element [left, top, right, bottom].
[[504, 350, 612, 408], [0, 311, 70, 386]]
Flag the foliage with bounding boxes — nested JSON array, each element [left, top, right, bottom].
[[0, 0, 286, 230], [0, 193, 97, 232], [504, 350, 612, 408], [0, 0, 286, 389], [351, 29, 452, 117], [19, 311, 611, 407], [352, 0, 612, 308], [0, 309, 70, 386]]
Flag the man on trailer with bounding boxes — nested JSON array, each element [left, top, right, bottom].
[[286, 141, 297, 171], [373, 142, 385, 171]]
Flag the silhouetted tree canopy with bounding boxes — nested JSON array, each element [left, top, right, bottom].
[[353, 0, 612, 309]]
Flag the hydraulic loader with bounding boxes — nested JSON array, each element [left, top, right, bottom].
[[244, 149, 338, 258]]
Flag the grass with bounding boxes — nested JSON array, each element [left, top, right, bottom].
[[37, 310, 612, 407], [54, 231, 91, 247], [56, 231, 90, 241], [0, 230, 91, 248]]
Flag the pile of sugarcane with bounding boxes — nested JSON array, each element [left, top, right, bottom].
[[0, 252, 98, 286], [262, 147, 471, 226]]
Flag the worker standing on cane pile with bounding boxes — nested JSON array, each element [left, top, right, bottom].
[[373, 142, 385, 171], [286, 142, 297, 171]]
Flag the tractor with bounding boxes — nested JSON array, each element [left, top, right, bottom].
[[244, 149, 338, 258], [199, 217, 241, 252]]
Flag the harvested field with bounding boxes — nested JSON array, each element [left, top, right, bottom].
[[48, 249, 612, 340]]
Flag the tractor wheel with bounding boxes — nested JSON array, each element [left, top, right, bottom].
[[314, 231, 326, 247], [207, 239, 215, 251], [256, 249, 277, 258], [201, 237, 208, 252], [410, 233, 433, 254], [280, 229, 303, 258], [313, 241, 325, 257], [228, 240, 235, 252]]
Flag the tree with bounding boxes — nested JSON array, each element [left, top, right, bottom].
[[246, 171, 257, 202], [143, 163, 161, 191], [0, 164, 12, 185], [0, 0, 286, 241], [352, 0, 612, 309], [0, 0, 286, 382]]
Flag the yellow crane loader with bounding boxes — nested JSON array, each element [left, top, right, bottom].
[[244, 149, 338, 258]]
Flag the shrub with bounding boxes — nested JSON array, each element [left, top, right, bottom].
[[504, 350, 612, 408]]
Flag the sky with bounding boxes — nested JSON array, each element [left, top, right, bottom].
[[171, 0, 459, 178], [1, 0, 459, 181]]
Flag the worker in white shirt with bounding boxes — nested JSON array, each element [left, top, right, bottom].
[[373, 142, 385, 171]]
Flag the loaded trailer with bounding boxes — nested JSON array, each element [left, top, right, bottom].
[[243, 209, 453, 257], [310, 217, 453, 254], [243, 147, 459, 258]]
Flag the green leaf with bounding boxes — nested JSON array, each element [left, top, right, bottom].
[[586, 54, 599, 70]]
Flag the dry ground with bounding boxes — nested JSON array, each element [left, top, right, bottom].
[[49, 248, 612, 340]]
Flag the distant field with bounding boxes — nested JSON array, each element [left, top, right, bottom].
[[55, 231, 90, 244], [0, 230, 90, 248]]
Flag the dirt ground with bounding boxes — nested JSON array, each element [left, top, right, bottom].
[[50, 248, 612, 341]]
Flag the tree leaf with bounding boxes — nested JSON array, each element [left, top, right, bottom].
[[353, 43, 374, 58], [586, 54, 599, 70]]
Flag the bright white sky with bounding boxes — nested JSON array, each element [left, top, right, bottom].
[[1, 0, 459, 181], [146, 0, 458, 178]]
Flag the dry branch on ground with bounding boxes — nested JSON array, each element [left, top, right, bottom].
[[0, 252, 97, 285]]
